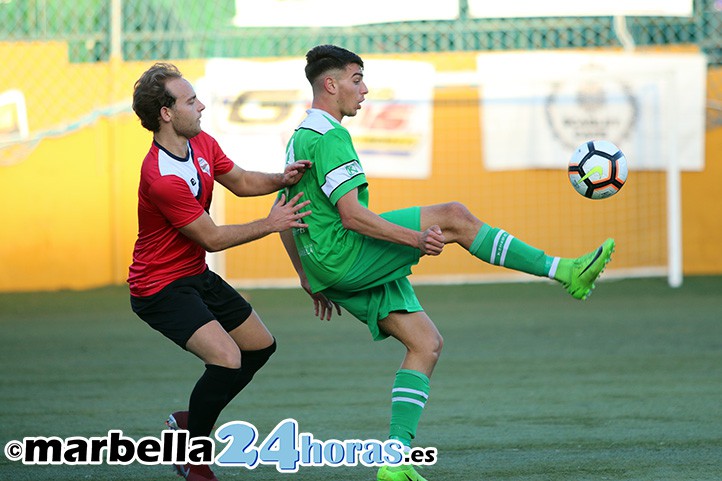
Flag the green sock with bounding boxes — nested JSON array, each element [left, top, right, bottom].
[[469, 224, 568, 281], [389, 369, 430, 447]]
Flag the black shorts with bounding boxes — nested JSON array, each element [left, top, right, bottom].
[[130, 268, 253, 349]]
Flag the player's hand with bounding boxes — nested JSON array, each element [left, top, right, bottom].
[[283, 160, 312, 186], [302, 280, 341, 321], [267, 192, 311, 232], [419, 225, 445, 256]]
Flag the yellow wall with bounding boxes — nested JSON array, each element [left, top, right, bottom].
[[1, 43, 720, 292], [0, 42, 206, 291]]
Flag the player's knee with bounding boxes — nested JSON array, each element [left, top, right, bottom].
[[432, 332, 444, 359], [252, 338, 277, 366], [240, 338, 277, 374], [444, 201, 474, 222], [420, 332, 443, 364], [215, 348, 242, 370], [435, 202, 476, 236]]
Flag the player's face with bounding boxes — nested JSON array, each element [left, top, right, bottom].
[[165, 77, 205, 138], [336, 63, 368, 118]]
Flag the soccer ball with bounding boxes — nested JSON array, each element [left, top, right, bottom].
[[568, 140, 628, 199]]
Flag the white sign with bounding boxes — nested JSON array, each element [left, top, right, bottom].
[[477, 52, 706, 171], [468, 0, 693, 18], [233, 0, 458, 27], [0, 89, 28, 144], [197, 58, 434, 178], [196, 59, 309, 174]]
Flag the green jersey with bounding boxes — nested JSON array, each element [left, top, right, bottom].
[[284, 109, 369, 293]]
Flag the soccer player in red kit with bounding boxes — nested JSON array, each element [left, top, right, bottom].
[[128, 63, 311, 481]]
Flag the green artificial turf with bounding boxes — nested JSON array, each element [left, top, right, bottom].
[[1, 276, 720, 480]]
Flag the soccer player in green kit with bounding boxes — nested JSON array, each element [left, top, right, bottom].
[[279, 44, 615, 481]]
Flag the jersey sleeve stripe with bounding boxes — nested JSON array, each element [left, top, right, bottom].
[[321, 160, 364, 198]]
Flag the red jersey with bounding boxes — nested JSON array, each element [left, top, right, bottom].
[[128, 131, 234, 297]]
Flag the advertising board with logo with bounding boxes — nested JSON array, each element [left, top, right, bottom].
[[198, 58, 434, 178], [476, 52, 706, 171]]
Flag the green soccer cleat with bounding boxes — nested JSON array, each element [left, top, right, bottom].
[[563, 238, 615, 300], [378, 464, 428, 481]]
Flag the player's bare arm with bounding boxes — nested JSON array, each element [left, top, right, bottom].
[[216, 161, 312, 197], [180, 192, 310, 252], [336, 189, 444, 256]]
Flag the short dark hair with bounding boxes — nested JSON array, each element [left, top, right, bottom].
[[304, 45, 364, 85], [132, 63, 183, 132]]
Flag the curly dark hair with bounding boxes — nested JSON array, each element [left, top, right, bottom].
[[304, 45, 364, 85], [132, 63, 183, 132]]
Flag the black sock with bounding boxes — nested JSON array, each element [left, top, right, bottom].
[[187, 364, 240, 438], [227, 339, 277, 401]]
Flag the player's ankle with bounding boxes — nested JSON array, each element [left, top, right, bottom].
[[553, 258, 573, 283]]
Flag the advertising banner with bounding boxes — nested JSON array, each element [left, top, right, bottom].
[[477, 52, 706, 171], [467, 0, 693, 18], [198, 58, 434, 178], [233, 0, 458, 27]]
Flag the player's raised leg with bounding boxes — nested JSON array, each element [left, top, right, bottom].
[[419, 202, 614, 300]]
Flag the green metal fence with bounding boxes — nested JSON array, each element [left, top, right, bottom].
[[1, 0, 721, 64]]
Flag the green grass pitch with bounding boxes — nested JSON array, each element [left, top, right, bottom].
[[1, 276, 721, 480]]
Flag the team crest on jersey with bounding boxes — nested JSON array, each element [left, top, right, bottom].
[[345, 163, 360, 176], [198, 157, 211, 176]]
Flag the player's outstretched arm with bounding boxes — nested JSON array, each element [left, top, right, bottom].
[[179, 193, 310, 252], [216, 161, 312, 197]]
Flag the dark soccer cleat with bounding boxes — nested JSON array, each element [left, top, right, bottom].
[[166, 411, 218, 480], [173, 463, 218, 481], [166, 410, 189, 431]]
